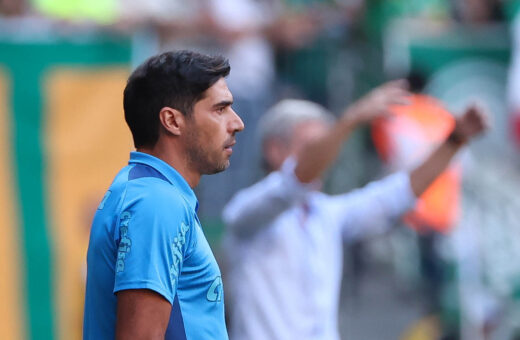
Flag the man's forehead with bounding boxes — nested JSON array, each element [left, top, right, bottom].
[[203, 78, 233, 103]]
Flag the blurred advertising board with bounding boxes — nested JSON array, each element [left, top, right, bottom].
[[0, 22, 132, 340]]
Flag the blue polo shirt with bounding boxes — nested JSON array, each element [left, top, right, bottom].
[[84, 152, 227, 340]]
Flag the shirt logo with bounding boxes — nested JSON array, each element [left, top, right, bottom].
[[170, 222, 189, 291], [206, 276, 223, 302], [116, 212, 132, 273]]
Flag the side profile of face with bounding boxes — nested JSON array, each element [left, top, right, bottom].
[[264, 119, 329, 172], [289, 120, 329, 157], [184, 78, 244, 175]]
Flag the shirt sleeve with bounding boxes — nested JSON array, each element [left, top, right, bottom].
[[113, 184, 191, 304], [223, 157, 318, 239], [322, 172, 417, 242]]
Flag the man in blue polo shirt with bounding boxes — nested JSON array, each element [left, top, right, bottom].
[[83, 50, 244, 339]]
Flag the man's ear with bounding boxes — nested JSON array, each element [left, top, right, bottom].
[[159, 107, 185, 136]]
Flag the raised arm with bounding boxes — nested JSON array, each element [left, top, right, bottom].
[[223, 158, 316, 238], [224, 81, 410, 238], [324, 105, 487, 241], [410, 105, 488, 196], [295, 80, 410, 183]]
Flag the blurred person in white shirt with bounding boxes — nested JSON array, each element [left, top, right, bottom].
[[222, 80, 488, 340]]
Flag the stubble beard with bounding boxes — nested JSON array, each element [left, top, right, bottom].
[[185, 130, 230, 175]]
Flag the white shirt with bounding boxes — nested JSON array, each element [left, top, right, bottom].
[[222, 158, 416, 340]]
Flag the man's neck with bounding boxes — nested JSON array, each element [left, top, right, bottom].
[[137, 144, 201, 188]]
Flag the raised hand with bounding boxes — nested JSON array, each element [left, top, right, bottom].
[[341, 79, 410, 126], [450, 105, 489, 145], [410, 104, 489, 197]]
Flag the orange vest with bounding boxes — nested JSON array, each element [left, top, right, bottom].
[[372, 94, 460, 233]]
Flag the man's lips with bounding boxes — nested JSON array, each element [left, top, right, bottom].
[[224, 140, 236, 149], [224, 140, 236, 153]]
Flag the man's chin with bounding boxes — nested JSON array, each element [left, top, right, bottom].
[[205, 161, 230, 175]]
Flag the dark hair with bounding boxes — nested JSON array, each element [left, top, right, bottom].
[[123, 50, 230, 148], [407, 71, 427, 93]]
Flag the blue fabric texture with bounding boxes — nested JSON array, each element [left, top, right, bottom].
[[83, 151, 227, 340]]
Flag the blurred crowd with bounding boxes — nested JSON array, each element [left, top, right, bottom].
[[2, 0, 520, 340]]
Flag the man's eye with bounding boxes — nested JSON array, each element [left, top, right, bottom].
[[217, 107, 225, 114]]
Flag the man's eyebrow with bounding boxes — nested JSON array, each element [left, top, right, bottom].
[[212, 100, 233, 108]]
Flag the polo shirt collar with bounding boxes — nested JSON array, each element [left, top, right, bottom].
[[129, 151, 199, 212]]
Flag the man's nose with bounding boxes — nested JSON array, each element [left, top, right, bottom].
[[230, 109, 245, 133]]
